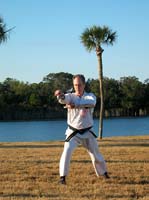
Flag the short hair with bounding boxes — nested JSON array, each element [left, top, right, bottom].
[[73, 74, 86, 84]]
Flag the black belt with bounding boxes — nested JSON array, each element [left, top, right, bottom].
[[65, 125, 97, 142]]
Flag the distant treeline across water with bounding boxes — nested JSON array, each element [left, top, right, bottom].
[[0, 72, 149, 121]]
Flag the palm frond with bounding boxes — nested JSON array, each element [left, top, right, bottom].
[[102, 26, 117, 45], [80, 25, 117, 51], [80, 27, 97, 52], [0, 16, 10, 44]]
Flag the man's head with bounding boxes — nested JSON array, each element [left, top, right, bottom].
[[73, 74, 86, 96]]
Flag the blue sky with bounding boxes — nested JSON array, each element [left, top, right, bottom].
[[0, 0, 149, 83]]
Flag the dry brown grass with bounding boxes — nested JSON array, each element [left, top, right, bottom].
[[0, 135, 148, 200]]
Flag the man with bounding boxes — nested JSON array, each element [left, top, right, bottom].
[[54, 74, 109, 184]]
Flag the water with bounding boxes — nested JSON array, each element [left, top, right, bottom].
[[0, 117, 148, 142]]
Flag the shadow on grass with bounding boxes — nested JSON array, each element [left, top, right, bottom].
[[0, 144, 64, 149], [107, 160, 149, 163], [119, 180, 149, 185], [100, 143, 149, 147], [0, 142, 148, 149], [0, 193, 60, 198], [71, 159, 149, 163], [100, 138, 149, 142], [106, 194, 142, 199]]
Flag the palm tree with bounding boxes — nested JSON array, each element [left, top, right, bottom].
[[0, 16, 14, 44], [80, 25, 117, 139]]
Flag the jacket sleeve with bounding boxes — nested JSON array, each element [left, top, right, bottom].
[[78, 93, 96, 107], [57, 93, 72, 105]]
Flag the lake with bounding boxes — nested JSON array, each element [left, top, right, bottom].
[[0, 117, 148, 142]]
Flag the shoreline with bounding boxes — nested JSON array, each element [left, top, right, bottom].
[[0, 135, 148, 144], [0, 115, 149, 122]]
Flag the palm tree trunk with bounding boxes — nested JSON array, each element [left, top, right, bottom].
[[96, 47, 104, 139]]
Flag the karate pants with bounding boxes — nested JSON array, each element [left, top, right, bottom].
[[59, 135, 107, 177]]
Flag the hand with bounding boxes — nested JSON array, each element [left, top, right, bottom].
[[65, 103, 75, 109], [54, 90, 62, 97]]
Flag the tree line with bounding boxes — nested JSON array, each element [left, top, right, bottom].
[[0, 72, 148, 121]]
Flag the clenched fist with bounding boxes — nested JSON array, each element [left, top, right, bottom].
[[54, 90, 62, 97]]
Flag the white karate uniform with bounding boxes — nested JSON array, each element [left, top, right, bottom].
[[58, 92, 107, 177]]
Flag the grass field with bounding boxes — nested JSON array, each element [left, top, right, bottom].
[[0, 135, 148, 200]]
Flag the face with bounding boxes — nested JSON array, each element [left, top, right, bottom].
[[73, 76, 85, 96]]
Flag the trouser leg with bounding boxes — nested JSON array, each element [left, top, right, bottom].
[[59, 137, 78, 177], [84, 137, 107, 176]]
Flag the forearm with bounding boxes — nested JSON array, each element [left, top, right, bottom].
[[78, 97, 96, 108], [64, 95, 96, 109], [57, 95, 69, 105], [76, 104, 95, 108], [64, 103, 95, 109], [55, 90, 70, 105]]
